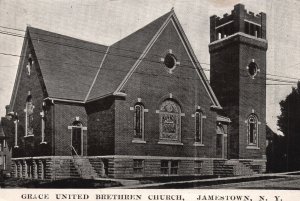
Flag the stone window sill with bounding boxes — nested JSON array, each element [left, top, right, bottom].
[[132, 140, 146, 144], [193, 142, 205, 147], [158, 141, 183, 146], [246, 146, 260, 150], [24, 135, 34, 138]]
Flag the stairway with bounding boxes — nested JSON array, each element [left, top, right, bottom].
[[213, 160, 234, 177], [89, 158, 107, 177], [53, 159, 80, 179], [72, 157, 99, 179], [239, 160, 261, 174], [226, 160, 254, 176], [213, 159, 255, 177]]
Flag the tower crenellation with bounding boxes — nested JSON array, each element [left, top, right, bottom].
[[210, 4, 266, 42]]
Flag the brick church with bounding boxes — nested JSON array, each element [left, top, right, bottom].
[[1, 4, 267, 179]]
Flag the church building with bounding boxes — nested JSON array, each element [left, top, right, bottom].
[[2, 4, 267, 179]]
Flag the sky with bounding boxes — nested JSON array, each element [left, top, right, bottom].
[[0, 0, 299, 134]]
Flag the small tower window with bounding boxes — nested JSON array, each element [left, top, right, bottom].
[[247, 114, 258, 146], [247, 60, 259, 78]]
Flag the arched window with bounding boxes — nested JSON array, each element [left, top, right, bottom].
[[195, 111, 203, 143], [134, 104, 144, 139], [25, 94, 34, 136], [159, 100, 181, 141], [247, 114, 258, 146]]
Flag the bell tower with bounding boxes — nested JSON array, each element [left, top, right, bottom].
[[209, 4, 267, 159]]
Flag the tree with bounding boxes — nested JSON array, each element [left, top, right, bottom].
[[277, 81, 300, 171]]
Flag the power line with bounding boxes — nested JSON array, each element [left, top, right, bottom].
[[0, 50, 299, 87], [1, 26, 300, 84], [0, 27, 299, 85], [1, 24, 300, 76], [0, 64, 19, 68], [0, 26, 212, 67], [0, 29, 212, 76], [0, 25, 25, 32]]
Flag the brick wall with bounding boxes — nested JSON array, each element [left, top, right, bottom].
[[86, 97, 115, 156], [239, 43, 266, 159], [10, 39, 51, 158], [54, 103, 87, 156], [114, 21, 218, 158], [210, 34, 267, 159], [210, 43, 240, 158]]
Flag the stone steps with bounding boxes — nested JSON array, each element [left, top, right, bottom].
[[213, 160, 255, 177], [89, 158, 106, 177], [54, 160, 80, 178], [73, 157, 99, 179]]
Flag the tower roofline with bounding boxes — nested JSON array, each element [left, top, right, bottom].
[[210, 4, 266, 43]]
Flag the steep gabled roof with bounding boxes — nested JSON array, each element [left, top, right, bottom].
[[11, 10, 221, 109], [86, 11, 172, 101], [28, 27, 108, 101]]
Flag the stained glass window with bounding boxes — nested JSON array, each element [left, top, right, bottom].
[[25, 94, 34, 136], [134, 104, 144, 139], [159, 100, 181, 141], [195, 111, 203, 143]]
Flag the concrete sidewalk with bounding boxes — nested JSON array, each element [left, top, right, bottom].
[[111, 171, 300, 189]]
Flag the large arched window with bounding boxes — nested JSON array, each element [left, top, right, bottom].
[[159, 100, 181, 141], [134, 104, 144, 140], [247, 114, 258, 146]]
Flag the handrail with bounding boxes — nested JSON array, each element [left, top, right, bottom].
[[70, 145, 80, 157], [70, 145, 83, 177]]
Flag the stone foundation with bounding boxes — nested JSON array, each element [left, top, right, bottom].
[[11, 156, 266, 180]]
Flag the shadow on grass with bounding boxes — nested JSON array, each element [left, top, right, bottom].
[[0, 178, 122, 188]]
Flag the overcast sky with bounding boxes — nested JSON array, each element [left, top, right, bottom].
[[0, 0, 299, 134]]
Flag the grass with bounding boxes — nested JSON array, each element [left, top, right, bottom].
[[0, 178, 122, 188]]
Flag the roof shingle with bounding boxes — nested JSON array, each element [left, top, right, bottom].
[[28, 27, 108, 101], [87, 11, 172, 101]]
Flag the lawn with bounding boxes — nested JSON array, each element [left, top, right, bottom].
[[0, 178, 122, 188]]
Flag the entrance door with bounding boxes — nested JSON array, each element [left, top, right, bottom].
[[216, 134, 223, 158], [71, 127, 82, 156]]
